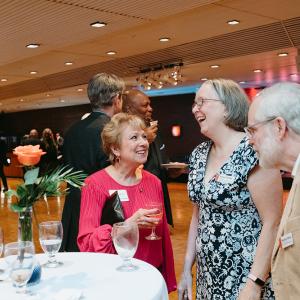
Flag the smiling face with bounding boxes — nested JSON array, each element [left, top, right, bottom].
[[192, 83, 227, 137], [113, 124, 149, 166]]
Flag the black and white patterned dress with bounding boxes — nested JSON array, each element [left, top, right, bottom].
[[188, 137, 274, 300]]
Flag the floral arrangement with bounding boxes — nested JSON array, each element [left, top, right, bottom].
[[6, 145, 86, 241]]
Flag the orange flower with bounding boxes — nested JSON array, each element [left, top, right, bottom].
[[14, 145, 46, 166]]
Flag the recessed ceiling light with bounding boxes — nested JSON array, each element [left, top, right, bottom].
[[90, 21, 107, 28], [77, 88, 83, 92], [65, 62, 73, 66], [30, 71, 37, 75], [253, 69, 262, 73], [239, 81, 246, 84], [1, 78, 7, 82], [60, 99, 65, 103], [278, 52, 288, 57], [106, 51, 116, 55], [26, 43, 40, 49], [210, 65, 220, 69], [201, 78, 208, 81], [159, 37, 170, 42], [19, 99, 24, 102], [46, 93, 51, 97], [227, 20, 240, 25]]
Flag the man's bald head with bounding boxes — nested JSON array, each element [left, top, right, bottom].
[[122, 90, 153, 123], [29, 129, 39, 138]]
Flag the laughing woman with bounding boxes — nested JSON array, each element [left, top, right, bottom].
[[178, 79, 282, 300], [77, 113, 176, 293]]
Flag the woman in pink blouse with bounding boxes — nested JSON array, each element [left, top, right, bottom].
[[77, 113, 176, 293]]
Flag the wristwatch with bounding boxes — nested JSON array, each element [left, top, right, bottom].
[[248, 273, 265, 287]]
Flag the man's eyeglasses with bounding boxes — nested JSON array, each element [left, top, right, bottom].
[[244, 117, 277, 138], [192, 97, 221, 110]]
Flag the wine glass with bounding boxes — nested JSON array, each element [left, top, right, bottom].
[[39, 221, 63, 268], [145, 202, 163, 241], [112, 221, 139, 272], [4, 241, 35, 294]]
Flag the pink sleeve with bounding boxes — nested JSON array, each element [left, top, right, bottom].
[[77, 180, 116, 254], [158, 182, 177, 293]]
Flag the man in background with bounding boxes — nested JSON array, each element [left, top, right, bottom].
[[22, 129, 41, 146], [122, 89, 174, 226], [61, 73, 125, 251], [247, 82, 300, 300], [0, 139, 8, 192]]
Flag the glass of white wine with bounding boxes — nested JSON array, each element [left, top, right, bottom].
[[39, 221, 63, 268], [4, 241, 35, 294], [144, 202, 163, 240], [112, 221, 139, 272]]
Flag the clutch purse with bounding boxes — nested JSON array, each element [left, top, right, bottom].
[[100, 191, 125, 225]]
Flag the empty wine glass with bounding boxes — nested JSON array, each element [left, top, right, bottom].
[[112, 221, 139, 272], [4, 241, 35, 294], [145, 202, 163, 240], [39, 221, 63, 268]]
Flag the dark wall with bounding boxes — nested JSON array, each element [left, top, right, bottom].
[[0, 93, 206, 159]]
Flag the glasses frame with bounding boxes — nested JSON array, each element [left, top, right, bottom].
[[244, 116, 277, 138], [192, 96, 221, 110]]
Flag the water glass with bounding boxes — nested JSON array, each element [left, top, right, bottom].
[[39, 221, 63, 268], [112, 221, 139, 272], [4, 241, 35, 294]]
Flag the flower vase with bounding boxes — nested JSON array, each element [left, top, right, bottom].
[[18, 207, 33, 242], [17, 207, 42, 286]]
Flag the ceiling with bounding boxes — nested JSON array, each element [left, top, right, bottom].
[[0, 0, 300, 113]]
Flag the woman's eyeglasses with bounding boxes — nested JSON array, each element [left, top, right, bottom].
[[192, 97, 221, 110]]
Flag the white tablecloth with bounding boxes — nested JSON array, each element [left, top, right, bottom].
[[0, 252, 168, 300]]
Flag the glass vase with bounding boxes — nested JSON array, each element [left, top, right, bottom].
[[18, 207, 33, 242]]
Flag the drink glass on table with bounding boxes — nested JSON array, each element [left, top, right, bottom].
[[145, 202, 163, 241], [39, 221, 63, 268], [112, 221, 139, 272], [4, 241, 35, 294]]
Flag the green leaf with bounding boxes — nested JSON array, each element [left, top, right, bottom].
[[5, 189, 19, 198], [10, 203, 29, 212], [24, 167, 39, 185]]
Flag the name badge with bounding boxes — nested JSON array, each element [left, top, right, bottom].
[[217, 174, 235, 184], [108, 190, 129, 202], [280, 232, 294, 249]]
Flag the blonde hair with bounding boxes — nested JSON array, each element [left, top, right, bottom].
[[101, 113, 146, 163]]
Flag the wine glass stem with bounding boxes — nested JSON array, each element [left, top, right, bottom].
[[122, 257, 132, 267], [48, 254, 56, 264], [16, 283, 27, 294], [151, 226, 156, 237]]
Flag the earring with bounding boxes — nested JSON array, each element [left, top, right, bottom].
[[114, 154, 120, 163]]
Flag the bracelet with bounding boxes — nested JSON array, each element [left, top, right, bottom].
[[248, 273, 265, 287]]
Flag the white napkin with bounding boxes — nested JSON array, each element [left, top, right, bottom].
[[51, 289, 83, 300]]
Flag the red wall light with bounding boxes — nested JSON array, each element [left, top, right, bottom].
[[172, 125, 181, 137]]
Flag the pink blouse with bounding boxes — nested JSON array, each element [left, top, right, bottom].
[[78, 169, 177, 293]]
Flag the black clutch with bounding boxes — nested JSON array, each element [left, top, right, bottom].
[[100, 191, 125, 225]]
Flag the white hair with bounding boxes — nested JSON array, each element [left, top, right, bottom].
[[255, 82, 300, 134]]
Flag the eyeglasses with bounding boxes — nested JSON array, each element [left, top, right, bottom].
[[192, 96, 221, 110], [244, 117, 277, 138]]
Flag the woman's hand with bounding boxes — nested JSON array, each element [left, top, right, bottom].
[[178, 272, 193, 300], [126, 208, 160, 228], [238, 280, 262, 300]]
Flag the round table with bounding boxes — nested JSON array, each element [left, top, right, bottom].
[[0, 252, 168, 300]]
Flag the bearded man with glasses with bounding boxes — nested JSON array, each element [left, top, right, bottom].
[[248, 82, 300, 300]]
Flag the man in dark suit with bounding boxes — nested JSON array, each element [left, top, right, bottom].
[[61, 73, 125, 251], [122, 89, 174, 226], [22, 129, 41, 146]]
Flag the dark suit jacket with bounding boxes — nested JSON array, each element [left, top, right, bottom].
[[61, 111, 110, 251], [144, 133, 173, 226]]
